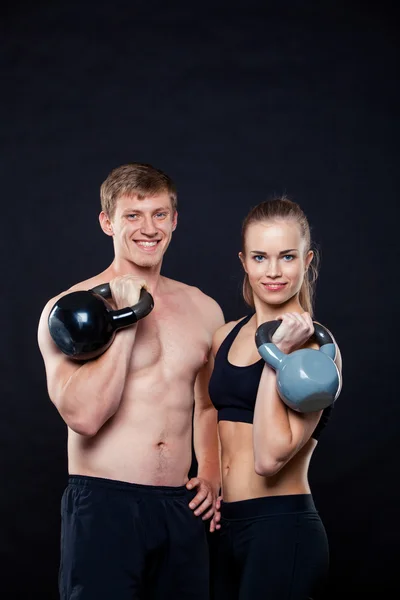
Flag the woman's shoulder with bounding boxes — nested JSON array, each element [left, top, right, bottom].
[[212, 316, 249, 356]]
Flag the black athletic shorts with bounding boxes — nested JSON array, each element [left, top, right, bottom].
[[59, 475, 209, 599]]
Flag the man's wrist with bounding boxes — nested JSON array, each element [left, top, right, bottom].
[[196, 470, 220, 492]]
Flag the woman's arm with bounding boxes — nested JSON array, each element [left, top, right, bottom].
[[253, 365, 322, 476], [253, 313, 342, 476]]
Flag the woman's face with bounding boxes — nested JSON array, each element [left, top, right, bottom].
[[239, 219, 313, 307]]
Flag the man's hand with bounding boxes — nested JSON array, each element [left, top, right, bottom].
[[186, 477, 218, 529], [109, 274, 148, 309]]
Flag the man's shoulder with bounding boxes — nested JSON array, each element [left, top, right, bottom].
[[163, 278, 224, 327], [187, 284, 220, 310], [164, 278, 218, 307]]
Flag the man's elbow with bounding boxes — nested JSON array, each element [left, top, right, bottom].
[[67, 417, 100, 437], [56, 399, 102, 437]]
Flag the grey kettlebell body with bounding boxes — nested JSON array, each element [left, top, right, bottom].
[[256, 321, 341, 413]]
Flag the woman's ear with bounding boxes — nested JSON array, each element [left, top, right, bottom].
[[238, 251, 247, 272], [305, 249, 314, 270]]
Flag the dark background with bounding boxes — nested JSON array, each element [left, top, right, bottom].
[[1, 1, 398, 598]]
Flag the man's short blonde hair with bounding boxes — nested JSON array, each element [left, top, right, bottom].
[[100, 163, 177, 218]]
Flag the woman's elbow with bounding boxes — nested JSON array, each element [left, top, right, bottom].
[[254, 455, 285, 477]]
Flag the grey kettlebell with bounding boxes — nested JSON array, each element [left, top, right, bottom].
[[255, 320, 340, 413]]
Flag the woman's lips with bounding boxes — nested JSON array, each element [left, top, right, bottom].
[[261, 283, 287, 292]]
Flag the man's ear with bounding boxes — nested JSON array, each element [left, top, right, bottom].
[[99, 211, 114, 237], [172, 210, 178, 231]]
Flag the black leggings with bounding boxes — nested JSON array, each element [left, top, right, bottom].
[[213, 494, 329, 600]]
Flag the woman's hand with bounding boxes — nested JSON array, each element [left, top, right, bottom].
[[271, 312, 314, 354]]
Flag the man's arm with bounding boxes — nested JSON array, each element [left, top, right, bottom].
[[187, 296, 225, 528], [191, 352, 221, 486], [37, 276, 145, 436]]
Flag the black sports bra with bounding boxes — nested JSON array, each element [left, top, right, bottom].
[[208, 315, 332, 441]]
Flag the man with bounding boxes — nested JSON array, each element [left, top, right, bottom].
[[37, 163, 224, 599]]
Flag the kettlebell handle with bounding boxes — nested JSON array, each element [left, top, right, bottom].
[[90, 283, 154, 324], [255, 319, 334, 349]]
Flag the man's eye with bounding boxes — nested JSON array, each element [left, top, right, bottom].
[[155, 212, 168, 218]]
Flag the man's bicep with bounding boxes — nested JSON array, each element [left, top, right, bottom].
[[193, 294, 224, 409], [210, 302, 225, 335], [194, 352, 215, 411], [38, 305, 80, 406]]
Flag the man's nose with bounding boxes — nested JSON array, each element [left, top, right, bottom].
[[140, 216, 158, 236]]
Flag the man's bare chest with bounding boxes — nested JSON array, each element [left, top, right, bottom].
[[128, 306, 210, 374]]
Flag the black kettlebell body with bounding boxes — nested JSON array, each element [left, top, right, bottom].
[[48, 284, 154, 360], [49, 290, 116, 360]]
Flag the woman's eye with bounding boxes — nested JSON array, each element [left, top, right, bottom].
[[253, 255, 264, 262], [283, 255, 295, 261]]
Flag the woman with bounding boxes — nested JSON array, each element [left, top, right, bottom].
[[209, 197, 342, 599]]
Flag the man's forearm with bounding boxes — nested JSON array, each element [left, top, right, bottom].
[[57, 327, 138, 435], [193, 405, 221, 490]]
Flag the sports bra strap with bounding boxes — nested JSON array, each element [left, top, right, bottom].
[[216, 315, 253, 360]]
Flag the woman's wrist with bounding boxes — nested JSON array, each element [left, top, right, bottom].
[[275, 340, 298, 354]]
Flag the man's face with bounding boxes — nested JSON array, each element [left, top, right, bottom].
[[101, 192, 177, 268]]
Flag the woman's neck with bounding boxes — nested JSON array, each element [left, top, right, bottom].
[[252, 294, 305, 325]]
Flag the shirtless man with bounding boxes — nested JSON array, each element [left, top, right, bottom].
[[37, 163, 224, 600]]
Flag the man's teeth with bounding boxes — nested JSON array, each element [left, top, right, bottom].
[[136, 241, 158, 247]]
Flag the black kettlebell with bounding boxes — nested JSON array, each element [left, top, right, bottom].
[[48, 283, 154, 361]]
